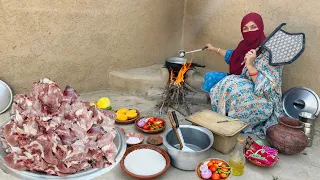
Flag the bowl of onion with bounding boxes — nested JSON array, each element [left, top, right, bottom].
[[135, 117, 166, 134], [196, 158, 231, 180]]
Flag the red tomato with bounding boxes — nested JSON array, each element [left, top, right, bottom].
[[213, 164, 219, 168], [148, 118, 155, 123], [209, 166, 217, 172], [142, 124, 149, 130], [147, 121, 152, 126], [207, 162, 214, 167], [150, 127, 154, 130], [211, 173, 220, 180], [210, 160, 216, 164], [220, 173, 228, 179]]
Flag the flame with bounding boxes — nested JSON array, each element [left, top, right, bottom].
[[169, 60, 192, 87]]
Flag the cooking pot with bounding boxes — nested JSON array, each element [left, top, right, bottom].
[[162, 125, 214, 170], [282, 87, 320, 119], [165, 57, 205, 72], [0, 80, 13, 114]]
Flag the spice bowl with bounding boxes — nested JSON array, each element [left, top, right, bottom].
[[147, 135, 163, 146], [125, 132, 144, 146]]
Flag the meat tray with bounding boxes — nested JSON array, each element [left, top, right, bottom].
[[0, 120, 127, 180]]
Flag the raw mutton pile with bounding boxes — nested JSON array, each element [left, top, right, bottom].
[[0, 78, 118, 176]]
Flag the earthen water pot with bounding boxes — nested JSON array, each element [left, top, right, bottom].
[[266, 117, 308, 155]]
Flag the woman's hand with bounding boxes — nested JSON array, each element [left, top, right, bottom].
[[204, 44, 216, 51], [245, 49, 257, 68], [204, 43, 227, 57]]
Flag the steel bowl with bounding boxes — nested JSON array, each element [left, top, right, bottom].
[[0, 80, 13, 114], [162, 125, 214, 170], [0, 120, 127, 180]]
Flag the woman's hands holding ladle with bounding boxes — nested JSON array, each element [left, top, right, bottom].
[[204, 43, 227, 57]]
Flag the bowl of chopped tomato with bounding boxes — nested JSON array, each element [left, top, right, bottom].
[[196, 158, 231, 180], [135, 117, 166, 134]]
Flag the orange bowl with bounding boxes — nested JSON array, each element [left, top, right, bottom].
[[196, 158, 231, 180]]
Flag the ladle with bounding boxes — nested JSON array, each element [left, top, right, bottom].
[[178, 47, 208, 58], [168, 111, 194, 152]]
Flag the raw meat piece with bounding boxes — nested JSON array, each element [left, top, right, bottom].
[[63, 85, 80, 104], [0, 78, 117, 176]]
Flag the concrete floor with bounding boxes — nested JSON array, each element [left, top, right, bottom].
[[0, 90, 319, 180]]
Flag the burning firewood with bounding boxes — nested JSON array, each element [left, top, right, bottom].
[[157, 60, 193, 116]]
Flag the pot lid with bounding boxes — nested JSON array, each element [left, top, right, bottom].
[[166, 57, 188, 64], [282, 87, 320, 119]]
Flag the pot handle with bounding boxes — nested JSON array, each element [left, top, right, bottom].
[[293, 100, 305, 110], [191, 63, 205, 68]]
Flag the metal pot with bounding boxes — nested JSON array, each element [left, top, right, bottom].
[[282, 87, 320, 119], [0, 80, 13, 114], [165, 57, 205, 72], [299, 112, 317, 147], [162, 125, 214, 170]]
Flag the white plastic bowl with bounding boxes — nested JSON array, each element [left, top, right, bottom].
[[0, 80, 13, 114], [0, 123, 127, 180]]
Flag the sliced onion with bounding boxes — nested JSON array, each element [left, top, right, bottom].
[[200, 164, 208, 172], [137, 120, 146, 127], [201, 169, 212, 179], [140, 118, 148, 122]]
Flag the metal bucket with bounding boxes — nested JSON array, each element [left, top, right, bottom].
[[0, 80, 13, 114], [162, 125, 214, 170], [299, 112, 317, 147]]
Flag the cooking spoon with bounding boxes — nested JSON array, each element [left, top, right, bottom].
[[170, 111, 194, 152], [178, 47, 208, 58], [168, 111, 183, 150]]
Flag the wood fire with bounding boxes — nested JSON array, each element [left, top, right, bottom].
[[158, 60, 193, 115], [171, 61, 192, 87]]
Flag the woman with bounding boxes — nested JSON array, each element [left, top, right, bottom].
[[204, 12, 283, 139], [201, 12, 267, 92]]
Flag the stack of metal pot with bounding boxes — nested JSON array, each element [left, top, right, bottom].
[[282, 87, 319, 147], [299, 112, 317, 147]]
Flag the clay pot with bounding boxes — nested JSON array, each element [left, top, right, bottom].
[[266, 117, 308, 155]]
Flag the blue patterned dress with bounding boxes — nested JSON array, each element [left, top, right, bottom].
[[201, 50, 233, 92], [209, 51, 283, 139]]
